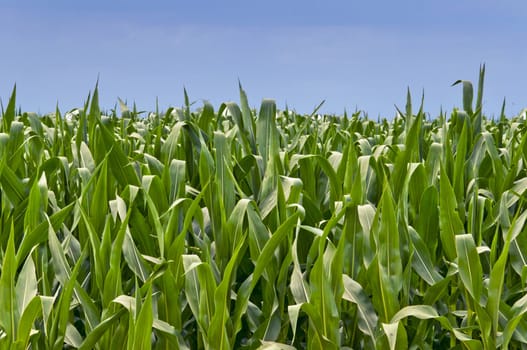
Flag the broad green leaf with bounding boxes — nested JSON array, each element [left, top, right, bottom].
[[239, 83, 257, 154], [122, 230, 150, 282], [214, 131, 236, 227], [16, 202, 75, 267], [488, 209, 527, 339], [371, 184, 401, 322], [0, 224, 17, 342], [79, 205, 104, 293], [452, 79, 473, 115], [15, 255, 37, 315], [453, 118, 468, 206], [210, 237, 246, 350], [132, 285, 153, 350], [2, 85, 16, 132], [290, 227, 310, 305], [49, 248, 87, 350], [24, 172, 47, 233], [310, 241, 340, 346], [97, 118, 140, 187], [0, 157, 27, 206], [502, 293, 527, 348], [455, 234, 483, 302], [89, 157, 109, 232], [231, 211, 301, 343], [256, 99, 279, 169], [65, 323, 83, 348], [382, 322, 399, 350], [78, 309, 127, 350], [342, 274, 378, 338], [390, 112, 421, 201], [14, 296, 41, 350], [389, 305, 439, 324], [409, 226, 442, 285], [439, 164, 464, 261], [103, 196, 133, 306], [47, 223, 71, 286]]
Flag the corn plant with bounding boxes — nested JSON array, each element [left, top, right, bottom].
[[1, 66, 527, 349]]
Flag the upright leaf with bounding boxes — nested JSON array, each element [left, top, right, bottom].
[[439, 164, 464, 261], [0, 224, 17, 341], [455, 234, 483, 303]]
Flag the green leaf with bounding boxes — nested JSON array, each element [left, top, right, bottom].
[[231, 211, 301, 343], [256, 99, 279, 170], [210, 237, 246, 350], [502, 293, 527, 348], [389, 305, 439, 324], [488, 210, 527, 339], [439, 164, 464, 261], [15, 255, 37, 316], [290, 227, 310, 305], [49, 247, 88, 350], [97, 118, 141, 188], [122, 230, 150, 282], [0, 157, 27, 206], [342, 274, 378, 338], [16, 202, 75, 267], [89, 157, 109, 232], [132, 285, 153, 350], [372, 184, 402, 322], [391, 111, 421, 200], [455, 234, 483, 303], [452, 79, 473, 115], [0, 224, 18, 341], [239, 83, 257, 154], [453, 118, 468, 204], [14, 296, 41, 350], [78, 309, 127, 350], [2, 84, 16, 132], [409, 226, 442, 285], [310, 241, 340, 345], [415, 185, 439, 257], [382, 322, 399, 350]]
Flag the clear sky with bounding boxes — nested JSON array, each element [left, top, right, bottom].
[[1, 0, 526, 119]]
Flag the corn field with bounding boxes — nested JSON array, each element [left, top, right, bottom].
[[1, 68, 527, 349]]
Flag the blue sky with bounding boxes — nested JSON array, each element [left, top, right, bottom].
[[1, 0, 526, 118]]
